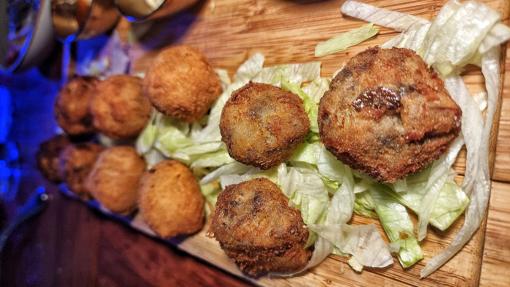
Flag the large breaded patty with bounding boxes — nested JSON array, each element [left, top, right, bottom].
[[143, 45, 222, 123], [211, 178, 311, 277], [85, 146, 146, 214], [90, 75, 151, 139], [138, 160, 204, 238], [319, 47, 461, 183], [220, 83, 310, 169]]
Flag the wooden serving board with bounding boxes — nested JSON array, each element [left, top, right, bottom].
[[115, 0, 509, 286]]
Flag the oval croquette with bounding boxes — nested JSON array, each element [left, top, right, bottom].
[[85, 146, 146, 214], [90, 75, 151, 139], [143, 45, 222, 123], [138, 160, 205, 238]]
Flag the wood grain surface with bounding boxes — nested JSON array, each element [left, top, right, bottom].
[[480, 181, 510, 287], [125, 0, 510, 286], [1, 0, 509, 286], [494, 43, 510, 181]]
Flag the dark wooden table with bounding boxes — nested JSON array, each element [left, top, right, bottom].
[[0, 70, 251, 287]]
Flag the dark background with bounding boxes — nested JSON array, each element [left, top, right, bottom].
[[0, 56, 251, 287]]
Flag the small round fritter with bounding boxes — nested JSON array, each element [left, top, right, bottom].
[[138, 160, 204, 238], [319, 47, 461, 183], [85, 146, 146, 214], [90, 75, 152, 139], [55, 76, 98, 136], [143, 45, 222, 122], [36, 135, 71, 182], [220, 83, 310, 170], [211, 178, 311, 277], [59, 142, 103, 198]]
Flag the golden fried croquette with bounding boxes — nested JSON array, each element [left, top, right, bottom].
[[211, 178, 311, 277], [138, 160, 204, 238], [90, 75, 152, 139], [36, 135, 71, 182], [220, 83, 310, 169], [85, 146, 146, 214], [55, 76, 98, 136], [143, 45, 222, 122], [319, 47, 461, 183], [59, 142, 103, 198]]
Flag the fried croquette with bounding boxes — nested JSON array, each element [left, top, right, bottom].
[[211, 178, 311, 277], [59, 142, 103, 198], [138, 160, 204, 238], [220, 83, 310, 170], [319, 47, 461, 183], [85, 146, 146, 214], [36, 135, 71, 182], [90, 75, 152, 139], [55, 76, 98, 136], [143, 45, 222, 122]]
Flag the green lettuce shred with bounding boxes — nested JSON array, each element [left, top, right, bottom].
[[369, 186, 423, 268], [315, 23, 379, 57]]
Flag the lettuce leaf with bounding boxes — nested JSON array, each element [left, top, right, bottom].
[[278, 165, 329, 225], [317, 146, 352, 185], [289, 142, 322, 165], [369, 186, 423, 268], [281, 80, 319, 135], [354, 191, 377, 218], [315, 24, 379, 57], [190, 149, 234, 169], [302, 77, 330, 103], [341, 1, 429, 32], [252, 62, 321, 86], [136, 111, 158, 155], [200, 181, 221, 216], [305, 156, 393, 272]]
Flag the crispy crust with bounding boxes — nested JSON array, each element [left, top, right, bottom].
[[59, 142, 103, 198], [143, 45, 222, 123], [319, 47, 461, 183], [55, 76, 98, 136], [85, 146, 146, 214], [211, 178, 311, 277], [220, 83, 310, 169], [90, 75, 151, 139], [138, 160, 205, 238], [36, 135, 71, 182]]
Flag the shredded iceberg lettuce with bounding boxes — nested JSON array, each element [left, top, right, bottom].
[[369, 186, 423, 268], [315, 24, 379, 57], [306, 172, 393, 273], [353, 191, 377, 218], [200, 181, 221, 216], [341, 1, 429, 32], [133, 1, 509, 276], [341, 0, 509, 276], [278, 165, 330, 225], [289, 142, 322, 165], [281, 80, 319, 135]]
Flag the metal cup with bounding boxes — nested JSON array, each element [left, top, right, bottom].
[[114, 0, 199, 22], [51, 0, 120, 41], [1, 0, 55, 73]]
